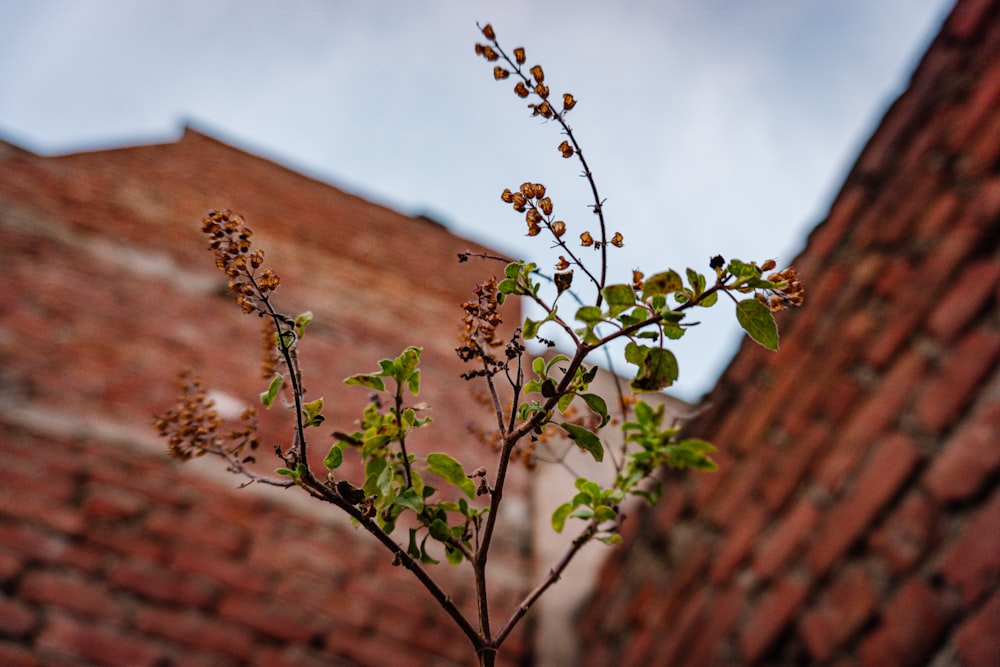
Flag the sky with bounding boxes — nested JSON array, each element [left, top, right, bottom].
[[0, 0, 954, 400]]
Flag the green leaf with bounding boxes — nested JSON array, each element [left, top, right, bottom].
[[407, 370, 420, 396], [560, 423, 604, 462], [302, 398, 325, 428], [736, 298, 779, 351], [602, 284, 636, 316], [551, 502, 572, 533], [641, 270, 683, 300], [593, 505, 618, 523], [575, 305, 604, 324], [323, 444, 344, 470], [598, 533, 624, 545], [294, 311, 313, 337], [427, 453, 475, 498], [445, 543, 464, 565], [428, 518, 451, 542], [626, 343, 679, 393], [497, 277, 520, 295], [344, 373, 385, 392], [523, 317, 542, 340], [393, 487, 425, 513], [260, 374, 283, 409], [581, 393, 610, 427]]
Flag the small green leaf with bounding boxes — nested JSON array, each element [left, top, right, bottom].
[[427, 453, 475, 498], [323, 444, 344, 470], [407, 370, 420, 396], [523, 317, 542, 340], [560, 423, 604, 462], [428, 518, 451, 542], [345, 374, 385, 392], [602, 284, 636, 316], [641, 270, 683, 300], [593, 505, 618, 523], [302, 398, 325, 427], [581, 393, 610, 427], [260, 374, 283, 408], [294, 311, 313, 337], [736, 298, 779, 351], [626, 343, 679, 393], [445, 543, 464, 565], [552, 502, 572, 532], [598, 533, 624, 545], [393, 487, 425, 513], [575, 305, 604, 324]]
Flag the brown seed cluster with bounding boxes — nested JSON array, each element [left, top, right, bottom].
[[501, 182, 566, 239], [154, 372, 259, 462], [755, 264, 805, 312], [457, 278, 508, 378], [475, 23, 577, 122], [202, 210, 279, 315]]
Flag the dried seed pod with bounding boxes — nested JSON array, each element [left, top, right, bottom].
[[493, 66, 510, 80], [611, 232, 624, 248], [481, 24, 496, 40], [550, 221, 566, 238], [580, 231, 594, 247], [558, 140, 574, 158], [513, 47, 526, 64]]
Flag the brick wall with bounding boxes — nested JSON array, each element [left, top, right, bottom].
[[1, 129, 532, 665], [577, 1, 999, 665]]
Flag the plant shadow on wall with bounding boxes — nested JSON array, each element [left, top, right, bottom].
[[154, 22, 804, 667]]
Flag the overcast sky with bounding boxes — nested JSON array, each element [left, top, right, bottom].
[[0, 0, 953, 399]]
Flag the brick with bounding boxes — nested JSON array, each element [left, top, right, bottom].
[[0, 642, 41, 667], [938, 486, 1000, 605], [807, 186, 867, 261], [760, 423, 829, 511], [0, 593, 38, 637], [858, 578, 954, 667], [133, 606, 257, 662], [867, 490, 938, 575], [145, 508, 248, 556], [752, 497, 821, 580], [217, 592, 322, 643], [738, 572, 811, 662], [914, 327, 1000, 433], [807, 433, 921, 575], [814, 350, 924, 494], [676, 583, 745, 667], [799, 565, 880, 660], [35, 614, 166, 667], [954, 589, 1000, 667], [18, 570, 125, 621], [170, 545, 270, 595], [80, 484, 149, 520], [924, 399, 1000, 502], [710, 501, 767, 583], [705, 450, 773, 527], [106, 559, 219, 608], [925, 257, 1000, 342]]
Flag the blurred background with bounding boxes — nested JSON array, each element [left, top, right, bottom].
[[0, 0, 952, 397]]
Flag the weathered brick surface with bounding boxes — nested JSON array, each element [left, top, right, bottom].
[[577, 1, 1000, 664]]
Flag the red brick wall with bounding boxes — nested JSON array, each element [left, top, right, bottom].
[[577, 1, 1000, 665], [1, 130, 531, 665]]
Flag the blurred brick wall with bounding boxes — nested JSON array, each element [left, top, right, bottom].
[[577, 1, 999, 665], [0, 128, 532, 666]]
